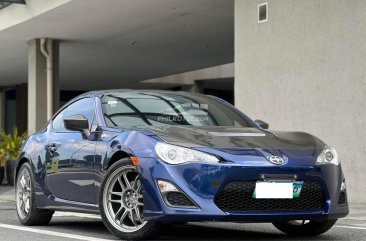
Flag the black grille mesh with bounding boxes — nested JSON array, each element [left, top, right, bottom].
[[214, 181, 325, 212], [338, 191, 346, 204], [166, 192, 195, 207]]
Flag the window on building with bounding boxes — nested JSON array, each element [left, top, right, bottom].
[[258, 3, 268, 23]]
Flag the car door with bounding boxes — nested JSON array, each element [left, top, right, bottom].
[[45, 97, 97, 204]]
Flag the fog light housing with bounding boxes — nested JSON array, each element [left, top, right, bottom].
[[157, 180, 198, 209], [158, 180, 179, 193]]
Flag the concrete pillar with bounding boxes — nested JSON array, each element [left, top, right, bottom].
[[0, 90, 4, 131], [27, 39, 59, 134]]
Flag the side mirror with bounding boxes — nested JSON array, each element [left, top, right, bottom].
[[64, 115, 90, 137], [255, 119, 269, 129]]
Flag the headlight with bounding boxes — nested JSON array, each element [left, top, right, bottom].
[[316, 146, 339, 166], [155, 142, 220, 164]]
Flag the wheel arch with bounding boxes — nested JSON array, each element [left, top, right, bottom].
[[15, 154, 32, 181], [104, 143, 137, 172], [107, 150, 131, 169]]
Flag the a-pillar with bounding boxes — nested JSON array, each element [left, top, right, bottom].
[[27, 38, 59, 134]]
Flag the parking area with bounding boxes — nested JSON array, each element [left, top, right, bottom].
[[0, 186, 365, 241]]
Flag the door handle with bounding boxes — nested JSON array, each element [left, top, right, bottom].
[[46, 142, 61, 154], [49, 146, 57, 154]]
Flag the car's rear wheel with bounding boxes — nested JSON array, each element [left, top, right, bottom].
[[16, 162, 54, 225], [100, 158, 160, 240], [273, 219, 337, 236]]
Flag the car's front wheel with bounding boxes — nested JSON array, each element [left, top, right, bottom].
[[273, 219, 337, 236], [16, 162, 54, 225], [100, 158, 160, 241]]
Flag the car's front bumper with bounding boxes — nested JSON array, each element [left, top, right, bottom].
[[137, 157, 349, 222]]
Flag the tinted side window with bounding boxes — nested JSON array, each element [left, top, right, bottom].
[[65, 98, 95, 130], [52, 107, 68, 132]]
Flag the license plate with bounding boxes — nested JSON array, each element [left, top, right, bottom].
[[252, 181, 303, 199]]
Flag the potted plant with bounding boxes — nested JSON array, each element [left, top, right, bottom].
[[0, 148, 5, 185], [0, 128, 28, 186]]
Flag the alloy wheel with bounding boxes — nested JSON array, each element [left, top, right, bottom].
[[103, 166, 146, 233], [16, 169, 32, 219]]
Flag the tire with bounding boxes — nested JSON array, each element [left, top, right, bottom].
[[99, 158, 160, 241], [16, 162, 54, 226], [273, 219, 337, 236]]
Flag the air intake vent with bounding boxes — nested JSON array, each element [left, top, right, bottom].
[[338, 191, 346, 205], [165, 192, 196, 208], [215, 181, 325, 212]]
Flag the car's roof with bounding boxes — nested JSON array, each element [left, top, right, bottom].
[[59, 89, 217, 114], [81, 89, 207, 98]]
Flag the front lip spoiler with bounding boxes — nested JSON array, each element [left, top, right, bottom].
[[144, 211, 349, 222]]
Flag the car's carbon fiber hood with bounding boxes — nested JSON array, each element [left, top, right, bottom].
[[139, 126, 325, 151]]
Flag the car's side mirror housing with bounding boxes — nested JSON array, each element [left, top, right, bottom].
[[64, 115, 90, 137], [255, 119, 269, 129]]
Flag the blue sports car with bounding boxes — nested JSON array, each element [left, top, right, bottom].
[[16, 90, 348, 240]]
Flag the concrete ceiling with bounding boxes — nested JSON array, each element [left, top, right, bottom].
[[0, 0, 234, 90]]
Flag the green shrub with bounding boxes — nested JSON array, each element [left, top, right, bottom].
[[0, 128, 28, 160]]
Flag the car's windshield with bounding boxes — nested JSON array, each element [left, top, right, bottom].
[[101, 92, 254, 128]]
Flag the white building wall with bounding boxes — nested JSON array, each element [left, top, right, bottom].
[[235, 0, 366, 203]]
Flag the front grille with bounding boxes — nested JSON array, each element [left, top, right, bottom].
[[338, 191, 346, 204], [214, 181, 325, 212], [166, 192, 196, 207]]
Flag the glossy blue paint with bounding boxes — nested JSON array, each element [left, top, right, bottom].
[[138, 155, 348, 222], [17, 90, 349, 222]]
